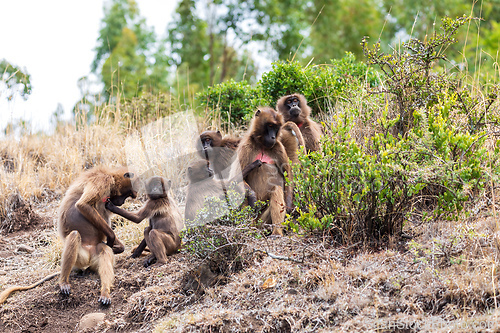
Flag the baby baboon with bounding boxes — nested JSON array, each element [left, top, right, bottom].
[[276, 93, 323, 152], [279, 121, 306, 164], [105, 176, 182, 267], [58, 166, 137, 305], [197, 130, 241, 179], [184, 159, 261, 222], [237, 107, 292, 236]]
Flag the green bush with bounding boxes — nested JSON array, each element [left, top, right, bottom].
[[182, 194, 264, 274], [290, 95, 492, 243], [196, 79, 265, 126], [195, 54, 377, 125], [259, 53, 378, 115], [289, 16, 498, 242], [259, 60, 312, 108], [361, 15, 475, 135]]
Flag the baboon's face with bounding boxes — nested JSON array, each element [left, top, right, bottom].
[[286, 96, 301, 118], [198, 131, 222, 159], [110, 172, 137, 206], [147, 176, 170, 200], [261, 121, 280, 149], [188, 161, 214, 183]]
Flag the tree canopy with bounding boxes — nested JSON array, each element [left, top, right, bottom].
[[0, 60, 32, 102], [82, 0, 500, 113]]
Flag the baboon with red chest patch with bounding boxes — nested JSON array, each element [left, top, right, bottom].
[[237, 107, 293, 236]]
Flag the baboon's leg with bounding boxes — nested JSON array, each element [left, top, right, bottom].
[[59, 230, 82, 294], [147, 229, 178, 265], [269, 185, 286, 236], [143, 226, 157, 267], [90, 243, 115, 305]]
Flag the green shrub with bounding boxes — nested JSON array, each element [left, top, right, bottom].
[[361, 15, 473, 135], [290, 91, 493, 243], [182, 194, 264, 274], [196, 79, 265, 126], [259, 60, 312, 108], [259, 53, 378, 115]]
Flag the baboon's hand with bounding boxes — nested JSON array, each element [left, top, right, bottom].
[[112, 238, 125, 254], [105, 199, 116, 211]]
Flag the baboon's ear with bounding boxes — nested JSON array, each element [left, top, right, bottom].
[[256, 109, 261, 116], [167, 179, 172, 190], [124, 172, 134, 179]]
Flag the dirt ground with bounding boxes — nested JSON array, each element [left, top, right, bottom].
[[1, 198, 500, 332]]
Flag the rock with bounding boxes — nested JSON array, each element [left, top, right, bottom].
[[17, 244, 35, 253], [79, 313, 106, 331]]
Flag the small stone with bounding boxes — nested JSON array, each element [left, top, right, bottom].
[[16, 244, 35, 253], [79, 313, 106, 331]]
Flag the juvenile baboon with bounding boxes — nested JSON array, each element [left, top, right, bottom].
[[105, 176, 182, 267], [279, 121, 306, 164], [58, 166, 137, 305], [184, 159, 261, 222], [276, 93, 323, 152], [196, 130, 241, 179], [237, 107, 292, 236]]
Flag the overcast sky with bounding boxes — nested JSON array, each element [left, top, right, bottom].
[[0, 1, 177, 133]]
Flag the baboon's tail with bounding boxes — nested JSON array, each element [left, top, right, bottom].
[[0, 272, 59, 304]]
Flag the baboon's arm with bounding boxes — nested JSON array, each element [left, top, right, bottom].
[[76, 183, 116, 246], [106, 200, 153, 223]]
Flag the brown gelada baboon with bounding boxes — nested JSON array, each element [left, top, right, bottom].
[[184, 159, 261, 222], [105, 176, 183, 267], [58, 166, 137, 305], [237, 107, 292, 236], [197, 130, 241, 179], [276, 93, 323, 152]]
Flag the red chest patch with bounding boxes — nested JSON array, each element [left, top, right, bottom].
[[297, 122, 304, 128], [254, 151, 275, 164]]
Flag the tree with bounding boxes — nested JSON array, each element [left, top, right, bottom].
[[167, 0, 260, 89], [308, 0, 387, 63], [90, 0, 170, 101], [0, 59, 32, 101], [167, 0, 210, 88]]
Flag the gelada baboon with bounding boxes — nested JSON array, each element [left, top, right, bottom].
[[237, 107, 292, 236], [279, 121, 306, 164], [184, 159, 261, 222], [197, 130, 241, 179], [276, 93, 323, 152], [58, 166, 137, 305], [105, 176, 183, 267]]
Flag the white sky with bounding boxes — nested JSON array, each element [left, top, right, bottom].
[[0, 0, 178, 133]]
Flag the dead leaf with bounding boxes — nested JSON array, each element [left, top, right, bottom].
[[261, 277, 276, 290]]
